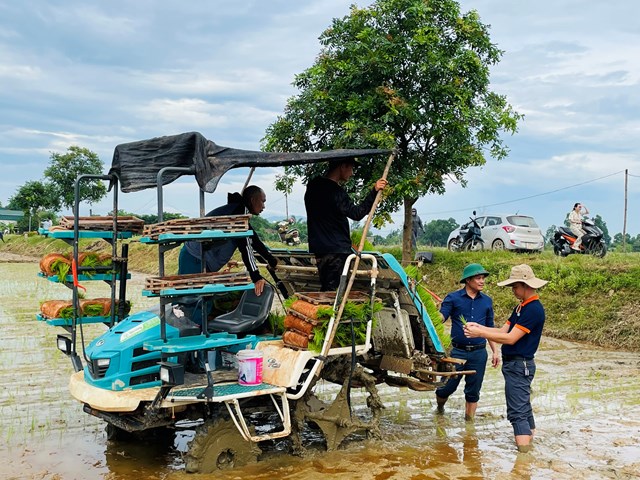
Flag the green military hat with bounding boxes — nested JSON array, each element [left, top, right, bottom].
[[460, 263, 490, 283]]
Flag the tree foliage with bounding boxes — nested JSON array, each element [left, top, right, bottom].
[[8, 180, 58, 213], [262, 0, 521, 261], [419, 217, 459, 246], [44, 146, 107, 210]]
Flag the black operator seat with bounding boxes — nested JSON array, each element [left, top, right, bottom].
[[207, 284, 274, 335]]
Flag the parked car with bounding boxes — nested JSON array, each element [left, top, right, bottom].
[[447, 214, 544, 252]]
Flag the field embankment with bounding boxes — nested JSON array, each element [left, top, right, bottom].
[[2, 234, 639, 351]]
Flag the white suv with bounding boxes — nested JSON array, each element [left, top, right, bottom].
[[447, 214, 544, 252]]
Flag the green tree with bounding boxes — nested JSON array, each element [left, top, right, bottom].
[[262, 0, 521, 262], [420, 217, 459, 247], [44, 146, 107, 210], [249, 215, 280, 242], [8, 180, 59, 231], [383, 229, 403, 245], [114, 210, 188, 224], [544, 225, 558, 245]]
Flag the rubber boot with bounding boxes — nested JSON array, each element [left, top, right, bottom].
[[436, 395, 447, 414]]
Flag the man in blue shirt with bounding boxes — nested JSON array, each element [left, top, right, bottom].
[[464, 264, 548, 453], [435, 263, 499, 421]]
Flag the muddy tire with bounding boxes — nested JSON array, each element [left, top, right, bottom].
[[448, 239, 460, 251], [185, 418, 260, 473]]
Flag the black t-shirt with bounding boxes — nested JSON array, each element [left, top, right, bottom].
[[304, 176, 376, 255]]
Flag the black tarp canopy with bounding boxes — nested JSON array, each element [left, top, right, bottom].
[[109, 132, 390, 193]]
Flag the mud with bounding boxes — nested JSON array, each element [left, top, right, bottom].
[[1, 259, 639, 480]]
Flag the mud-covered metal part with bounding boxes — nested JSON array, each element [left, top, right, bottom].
[[185, 417, 261, 473], [83, 403, 176, 432], [292, 357, 384, 452]]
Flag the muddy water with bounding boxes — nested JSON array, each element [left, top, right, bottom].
[[1, 259, 639, 480]]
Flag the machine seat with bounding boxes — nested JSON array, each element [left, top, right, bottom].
[[207, 284, 274, 335]]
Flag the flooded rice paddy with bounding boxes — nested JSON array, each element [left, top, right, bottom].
[[1, 257, 639, 479]]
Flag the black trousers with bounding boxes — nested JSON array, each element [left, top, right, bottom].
[[315, 253, 350, 291]]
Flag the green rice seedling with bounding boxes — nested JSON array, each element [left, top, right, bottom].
[[268, 310, 285, 335], [404, 264, 451, 350], [50, 258, 71, 282]]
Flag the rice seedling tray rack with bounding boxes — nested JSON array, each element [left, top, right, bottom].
[[140, 215, 251, 241], [59, 215, 144, 234], [142, 271, 253, 297]]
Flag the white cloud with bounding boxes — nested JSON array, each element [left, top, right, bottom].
[[1, 0, 639, 236]]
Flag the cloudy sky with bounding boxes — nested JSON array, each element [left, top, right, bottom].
[[1, 0, 639, 237]]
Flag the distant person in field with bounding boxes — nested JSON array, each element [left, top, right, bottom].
[[411, 208, 424, 248]]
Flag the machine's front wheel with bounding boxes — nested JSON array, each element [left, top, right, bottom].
[[185, 418, 260, 473]]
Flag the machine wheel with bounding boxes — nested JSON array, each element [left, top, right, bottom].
[[447, 239, 460, 251], [185, 418, 260, 473], [492, 239, 506, 251], [462, 238, 484, 251]]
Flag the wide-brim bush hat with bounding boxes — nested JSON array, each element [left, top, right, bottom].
[[460, 263, 490, 283], [497, 264, 548, 289]]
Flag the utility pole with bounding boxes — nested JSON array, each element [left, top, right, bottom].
[[285, 193, 289, 220], [623, 169, 628, 252]]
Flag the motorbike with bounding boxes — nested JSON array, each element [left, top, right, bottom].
[[551, 217, 607, 257], [448, 211, 484, 251], [277, 216, 301, 246]]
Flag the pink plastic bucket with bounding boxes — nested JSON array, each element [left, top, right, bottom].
[[237, 349, 263, 385]]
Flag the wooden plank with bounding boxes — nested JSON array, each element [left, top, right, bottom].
[[144, 271, 251, 294], [59, 215, 144, 233], [142, 215, 250, 239]]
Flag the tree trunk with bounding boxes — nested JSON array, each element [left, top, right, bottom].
[[401, 197, 416, 264]]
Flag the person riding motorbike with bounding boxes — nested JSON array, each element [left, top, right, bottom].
[[551, 207, 606, 258], [568, 203, 589, 251]]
